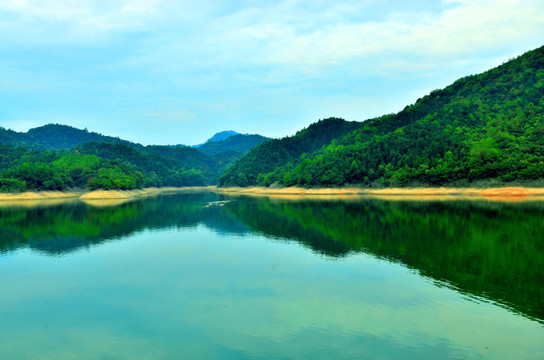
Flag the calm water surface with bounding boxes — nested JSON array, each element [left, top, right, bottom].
[[0, 192, 543, 359]]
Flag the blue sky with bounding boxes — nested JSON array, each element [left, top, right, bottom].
[[1, 0, 543, 145]]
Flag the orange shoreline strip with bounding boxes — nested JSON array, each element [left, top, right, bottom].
[[2, 186, 544, 204], [214, 186, 544, 202]]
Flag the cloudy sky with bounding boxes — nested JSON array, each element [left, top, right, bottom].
[[1, 0, 542, 145]]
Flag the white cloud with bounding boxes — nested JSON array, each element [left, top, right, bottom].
[[238, 0, 544, 69], [1, 0, 543, 144], [0, 0, 159, 21], [109, 0, 543, 79], [3, 0, 542, 65], [0, 0, 181, 42]]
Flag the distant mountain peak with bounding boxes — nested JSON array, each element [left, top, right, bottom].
[[206, 130, 241, 143]]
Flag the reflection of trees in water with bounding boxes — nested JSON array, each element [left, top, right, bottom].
[[1, 193, 543, 323], [0, 192, 245, 255], [226, 197, 544, 324]]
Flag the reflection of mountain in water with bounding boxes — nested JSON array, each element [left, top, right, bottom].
[[225, 197, 544, 325], [1, 192, 543, 324], [0, 192, 249, 255]]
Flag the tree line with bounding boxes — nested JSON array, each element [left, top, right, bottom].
[[0, 142, 206, 192]]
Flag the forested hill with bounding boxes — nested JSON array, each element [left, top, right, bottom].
[[0, 124, 141, 151], [221, 45, 544, 187], [199, 130, 241, 144], [0, 126, 269, 192], [218, 118, 362, 186], [197, 134, 270, 156]]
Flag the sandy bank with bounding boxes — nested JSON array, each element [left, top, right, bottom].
[[79, 188, 160, 200], [0, 191, 81, 201], [215, 186, 544, 202], [0, 186, 215, 204], [215, 186, 362, 196], [2, 186, 544, 204]]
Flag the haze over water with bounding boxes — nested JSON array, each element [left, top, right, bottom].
[[0, 192, 542, 359]]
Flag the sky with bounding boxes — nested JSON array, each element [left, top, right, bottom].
[[0, 0, 543, 146]]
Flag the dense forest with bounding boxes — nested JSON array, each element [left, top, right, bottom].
[[0, 126, 268, 192], [197, 134, 270, 156], [221, 45, 544, 187], [0, 124, 140, 151], [219, 117, 361, 186]]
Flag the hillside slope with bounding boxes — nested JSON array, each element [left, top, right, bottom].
[[197, 134, 270, 156], [145, 145, 218, 181], [0, 123, 270, 191], [0, 127, 273, 191], [222, 45, 544, 187], [0, 142, 207, 192], [0, 124, 141, 151], [218, 118, 362, 186], [199, 130, 240, 144]]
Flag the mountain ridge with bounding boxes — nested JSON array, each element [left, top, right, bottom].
[[218, 117, 362, 186], [197, 134, 271, 156], [0, 124, 141, 151], [0, 124, 270, 191], [200, 130, 241, 144], [220, 44, 544, 187]]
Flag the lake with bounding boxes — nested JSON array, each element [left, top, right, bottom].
[[1, 191, 543, 359]]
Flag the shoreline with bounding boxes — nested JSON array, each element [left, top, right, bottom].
[[0, 186, 215, 206], [214, 186, 544, 202], [1, 185, 544, 204]]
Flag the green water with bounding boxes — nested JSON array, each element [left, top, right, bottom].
[[0, 192, 543, 359]]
